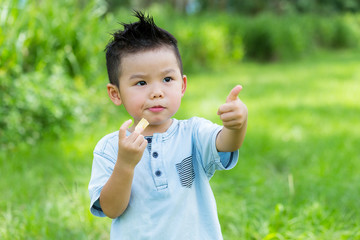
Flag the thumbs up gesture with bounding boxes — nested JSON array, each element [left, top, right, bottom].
[[217, 85, 248, 131]]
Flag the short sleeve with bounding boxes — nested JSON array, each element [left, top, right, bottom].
[[191, 117, 239, 178], [219, 151, 238, 169], [88, 132, 118, 217]]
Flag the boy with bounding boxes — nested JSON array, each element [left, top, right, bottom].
[[88, 11, 248, 239]]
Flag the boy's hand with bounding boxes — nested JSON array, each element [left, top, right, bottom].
[[117, 119, 148, 169], [217, 85, 248, 130], [100, 119, 147, 219]]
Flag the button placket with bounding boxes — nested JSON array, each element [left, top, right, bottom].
[[150, 136, 167, 190]]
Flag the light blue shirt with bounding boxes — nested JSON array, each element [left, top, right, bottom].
[[88, 117, 239, 239]]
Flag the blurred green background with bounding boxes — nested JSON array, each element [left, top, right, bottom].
[[1, 0, 360, 239]]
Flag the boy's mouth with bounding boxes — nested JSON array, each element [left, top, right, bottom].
[[148, 105, 165, 113]]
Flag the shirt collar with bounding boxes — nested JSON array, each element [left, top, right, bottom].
[[126, 118, 179, 140]]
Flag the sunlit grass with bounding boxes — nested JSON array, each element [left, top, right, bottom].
[[1, 50, 359, 239], [0, 137, 111, 239]]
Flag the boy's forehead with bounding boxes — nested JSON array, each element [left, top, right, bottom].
[[120, 47, 181, 75]]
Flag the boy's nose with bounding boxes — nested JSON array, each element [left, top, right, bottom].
[[150, 86, 164, 99]]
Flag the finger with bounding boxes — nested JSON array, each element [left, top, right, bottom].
[[219, 111, 239, 122], [222, 119, 245, 129], [139, 138, 148, 150], [119, 119, 133, 139], [134, 135, 148, 149], [217, 102, 235, 115], [127, 130, 140, 142], [226, 85, 242, 103], [220, 111, 246, 126]]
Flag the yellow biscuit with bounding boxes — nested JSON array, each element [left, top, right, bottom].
[[135, 118, 149, 132]]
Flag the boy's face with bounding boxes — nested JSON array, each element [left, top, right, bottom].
[[108, 46, 187, 134]]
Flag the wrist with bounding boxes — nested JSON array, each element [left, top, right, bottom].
[[114, 159, 135, 175]]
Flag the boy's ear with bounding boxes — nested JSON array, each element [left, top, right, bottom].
[[181, 75, 187, 97], [107, 83, 122, 105]]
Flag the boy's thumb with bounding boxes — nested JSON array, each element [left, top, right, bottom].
[[226, 85, 242, 103]]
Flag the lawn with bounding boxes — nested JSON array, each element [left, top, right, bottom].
[[1, 50, 359, 239]]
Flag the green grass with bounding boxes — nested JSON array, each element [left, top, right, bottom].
[[1, 50, 359, 239]]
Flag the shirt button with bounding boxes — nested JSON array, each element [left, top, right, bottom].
[[155, 170, 162, 177], [152, 152, 158, 158]]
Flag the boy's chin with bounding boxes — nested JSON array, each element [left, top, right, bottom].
[[145, 119, 173, 130]]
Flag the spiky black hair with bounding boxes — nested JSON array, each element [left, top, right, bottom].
[[105, 10, 183, 86]]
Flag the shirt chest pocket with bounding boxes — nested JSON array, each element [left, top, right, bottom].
[[176, 156, 195, 188]]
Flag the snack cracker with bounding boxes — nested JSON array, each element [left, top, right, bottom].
[[135, 118, 149, 132]]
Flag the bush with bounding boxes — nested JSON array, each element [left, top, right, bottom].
[[241, 15, 275, 61], [148, 8, 245, 72], [1, 71, 80, 147], [0, 0, 108, 149], [229, 13, 360, 61], [332, 15, 360, 48], [118, 7, 360, 66], [175, 18, 236, 71]]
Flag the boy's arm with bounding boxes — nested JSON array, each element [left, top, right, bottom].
[[99, 120, 147, 219], [216, 85, 248, 152]]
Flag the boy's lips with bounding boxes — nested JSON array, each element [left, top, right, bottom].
[[148, 106, 165, 112]]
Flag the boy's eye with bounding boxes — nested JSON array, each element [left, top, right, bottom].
[[136, 81, 147, 86], [163, 77, 172, 83]]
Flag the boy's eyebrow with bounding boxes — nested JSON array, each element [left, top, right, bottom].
[[161, 68, 176, 75], [129, 73, 147, 80]]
